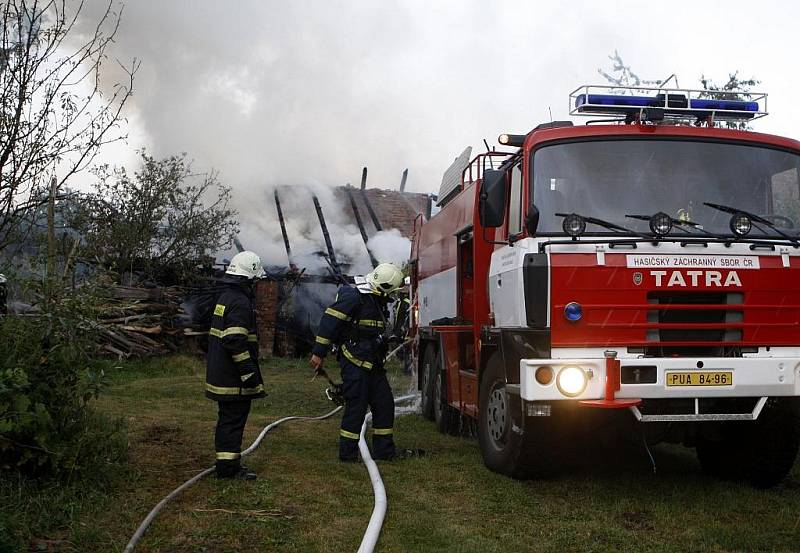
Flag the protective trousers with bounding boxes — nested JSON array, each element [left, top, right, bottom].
[[339, 361, 396, 461], [214, 400, 251, 476]]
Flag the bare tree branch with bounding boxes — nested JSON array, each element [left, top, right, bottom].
[[0, 0, 136, 252]]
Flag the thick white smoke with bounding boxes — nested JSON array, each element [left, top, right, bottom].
[[368, 229, 411, 268], [234, 182, 407, 275]]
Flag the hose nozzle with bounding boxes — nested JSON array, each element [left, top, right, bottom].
[[325, 384, 344, 406]]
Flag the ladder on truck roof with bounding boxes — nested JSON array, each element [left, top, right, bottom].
[[437, 148, 518, 209]]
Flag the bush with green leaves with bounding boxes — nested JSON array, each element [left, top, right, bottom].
[[70, 150, 239, 284], [0, 303, 127, 477]]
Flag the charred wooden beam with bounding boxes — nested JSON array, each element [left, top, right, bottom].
[[399, 168, 408, 192], [274, 189, 294, 267], [279, 273, 353, 284], [361, 188, 383, 232], [346, 187, 379, 268], [312, 194, 342, 276], [360, 166, 368, 190]]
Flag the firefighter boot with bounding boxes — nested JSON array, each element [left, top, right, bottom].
[[382, 448, 426, 461], [215, 461, 257, 480], [231, 466, 258, 480]]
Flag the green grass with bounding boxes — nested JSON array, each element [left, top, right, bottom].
[[2, 354, 799, 552]]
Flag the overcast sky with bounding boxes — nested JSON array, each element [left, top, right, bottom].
[[77, 0, 800, 236]]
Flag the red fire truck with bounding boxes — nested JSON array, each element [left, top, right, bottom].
[[410, 85, 800, 487]]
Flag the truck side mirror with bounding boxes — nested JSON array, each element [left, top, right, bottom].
[[479, 169, 507, 228], [524, 204, 540, 235]]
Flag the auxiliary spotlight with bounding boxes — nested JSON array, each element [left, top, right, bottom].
[[730, 212, 752, 236], [563, 214, 586, 237], [649, 212, 673, 236]]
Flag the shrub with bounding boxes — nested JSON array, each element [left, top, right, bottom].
[[0, 304, 127, 477]]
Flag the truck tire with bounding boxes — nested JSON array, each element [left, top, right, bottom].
[[433, 360, 459, 435], [478, 352, 558, 478], [696, 398, 800, 488], [419, 343, 436, 421]]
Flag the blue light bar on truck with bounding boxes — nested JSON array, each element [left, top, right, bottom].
[[575, 94, 669, 109], [691, 98, 759, 112], [575, 94, 759, 113], [569, 85, 767, 122]]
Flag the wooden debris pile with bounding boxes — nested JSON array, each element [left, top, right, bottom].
[[96, 285, 186, 357]]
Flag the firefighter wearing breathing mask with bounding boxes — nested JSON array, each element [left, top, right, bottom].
[[310, 263, 407, 462], [205, 251, 266, 480]]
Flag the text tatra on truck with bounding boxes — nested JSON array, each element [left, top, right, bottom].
[[410, 84, 800, 487]]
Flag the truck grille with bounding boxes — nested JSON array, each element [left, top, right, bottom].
[[645, 291, 743, 356]]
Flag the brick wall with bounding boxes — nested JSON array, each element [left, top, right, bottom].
[[333, 186, 429, 238]]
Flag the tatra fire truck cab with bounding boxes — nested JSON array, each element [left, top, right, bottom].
[[410, 85, 800, 487]]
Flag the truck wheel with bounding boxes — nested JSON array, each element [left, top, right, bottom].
[[419, 343, 436, 421], [478, 352, 557, 478], [696, 398, 800, 488], [433, 362, 459, 435]]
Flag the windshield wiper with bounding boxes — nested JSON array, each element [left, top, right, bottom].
[[555, 212, 654, 239], [703, 202, 799, 246]]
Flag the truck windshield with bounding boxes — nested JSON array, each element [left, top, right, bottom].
[[531, 139, 800, 237]]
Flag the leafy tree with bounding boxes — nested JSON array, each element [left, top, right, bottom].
[[699, 72, 761, 130], [73, 151, 239, 283], [0, 0, 137, 252]]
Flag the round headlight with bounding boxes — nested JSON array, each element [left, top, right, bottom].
[[556, 366, 588, 397], [563, 214, 586, 237], [649, 212, 673, 236], [564, 302, 583, 322], [730, 212, 751, 236]]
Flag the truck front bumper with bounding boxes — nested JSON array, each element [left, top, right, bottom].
[[519, 356, 800, 402]]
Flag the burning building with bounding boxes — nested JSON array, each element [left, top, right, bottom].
[[248, 173, 433, 357]]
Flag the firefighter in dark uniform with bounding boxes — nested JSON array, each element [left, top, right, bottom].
[[205, 251, 266, 479], [310, 263, 405, 462]]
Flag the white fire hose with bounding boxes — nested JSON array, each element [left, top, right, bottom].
[[124, 393, 419, 553], [123, 407, 342, 553], [384, 339, 412, 363], [356, 393, 418, 553]]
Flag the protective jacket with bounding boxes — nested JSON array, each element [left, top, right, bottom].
[[314, 283, 396, 461], [205, 276, 265, 401], [312, 284, 389, 370]]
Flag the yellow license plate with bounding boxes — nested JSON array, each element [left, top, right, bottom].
[[665, 371, 733, 386]]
